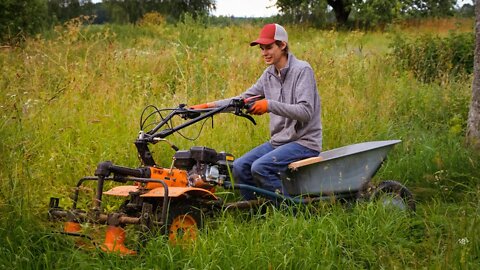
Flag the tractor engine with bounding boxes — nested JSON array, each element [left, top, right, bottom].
[[173, 146, 234, 188]]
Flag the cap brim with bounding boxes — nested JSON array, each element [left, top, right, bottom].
[[250, 37, 275, 46]]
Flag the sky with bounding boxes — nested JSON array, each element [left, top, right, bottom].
[[457, 0, 474, 6], [212, 0, 278, 18]]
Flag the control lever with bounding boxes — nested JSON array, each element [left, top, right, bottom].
[[231, 98, 257, 125]]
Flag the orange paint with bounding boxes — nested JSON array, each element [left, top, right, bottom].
[[103, 185, 139, 197], [101, 225, 136, 255], [169, 214, 197, 245], [145, 167, 188, 189], [141, 186, 217, 199], [64, 221, 81, 233]]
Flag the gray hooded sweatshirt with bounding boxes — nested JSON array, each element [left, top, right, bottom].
[[216, 53, 322, 152]]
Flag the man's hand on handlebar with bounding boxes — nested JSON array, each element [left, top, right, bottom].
[[242, 95, 267, 115], [190, 102, 215, 110], [180, 96, 266, 123], [248, 99, 268, 115], [181, 102, 215, 119]]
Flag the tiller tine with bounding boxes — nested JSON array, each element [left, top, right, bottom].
[[58, 221, 96, 249], [63, 221, 82, 233], [101, 225, 137, 255]]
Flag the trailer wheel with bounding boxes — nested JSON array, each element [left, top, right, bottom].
[[372, 180, 416, 212], [166, 202, 203, 245]]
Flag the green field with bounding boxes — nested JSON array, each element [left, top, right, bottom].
[[1, 19, 479, 268]]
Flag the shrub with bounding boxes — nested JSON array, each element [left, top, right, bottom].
[[389, 31, 474, 83], [138, 12, 166, 26], [0, 0, 52, 44]]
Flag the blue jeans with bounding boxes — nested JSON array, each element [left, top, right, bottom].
[[232, 142, 319, 200]]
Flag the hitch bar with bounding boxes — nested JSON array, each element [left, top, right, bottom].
[[48, 206, 145, 225], [49, 176, 170, 228]]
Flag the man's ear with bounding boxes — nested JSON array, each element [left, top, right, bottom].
[[280, 41, 287, 50]]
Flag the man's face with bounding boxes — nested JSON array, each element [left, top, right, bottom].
[[259, 42, 286, 66]]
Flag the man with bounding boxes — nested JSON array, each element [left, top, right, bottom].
[[192, 23, 322, 200]]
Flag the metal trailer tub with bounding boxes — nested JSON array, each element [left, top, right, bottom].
[[283, 140, 402, 196]]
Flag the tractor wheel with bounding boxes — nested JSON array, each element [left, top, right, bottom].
[[165, 201, 203, 245], [371, 180, 416, 212]]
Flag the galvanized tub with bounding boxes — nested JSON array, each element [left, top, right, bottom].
[[282, 140, 401, 196]]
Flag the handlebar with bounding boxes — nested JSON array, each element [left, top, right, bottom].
[[134, 97, 262, 166], [140, 98, 261, 143]]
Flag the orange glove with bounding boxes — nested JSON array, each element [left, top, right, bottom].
[[190, 102, 215, 110], [249, 100, 268, 115]]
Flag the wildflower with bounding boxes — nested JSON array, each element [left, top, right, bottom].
[[458, 237, 469, 246]]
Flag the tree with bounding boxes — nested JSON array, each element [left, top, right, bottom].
[[48, 1, 104, 24], [103, 0, 215, 24], [103, 0, 144, 23], [276, 0, 350, 25], [404, 0, 456, 17], [467, 1, 480, 148], [47, 0, 83, 22], [160, 0, 216, 20], [276, 0, 329, 25], [0, 0, 52, 43], [326, 0, 353, 25], [350, 0, 404, 28], [276, 0, 458, 27], [458, 3, 474, 17]]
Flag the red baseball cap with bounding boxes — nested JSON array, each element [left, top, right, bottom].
[[250, 23, 288, 46]]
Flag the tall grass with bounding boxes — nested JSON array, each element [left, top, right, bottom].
[[0, 201, 478, 269], [1, 18, 479, 268], [393, 17, 474, 35], [390, 32, 474, 83]]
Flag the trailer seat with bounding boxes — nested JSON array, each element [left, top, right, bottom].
[[288, 156, 324, 171]]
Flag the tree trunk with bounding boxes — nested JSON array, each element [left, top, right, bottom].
[[467, 0, 480, 148], [327, 0, 351, 26]]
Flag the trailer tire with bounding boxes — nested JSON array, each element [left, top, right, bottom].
[[372, 180, 416, 212]]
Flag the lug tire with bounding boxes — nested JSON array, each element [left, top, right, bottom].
[[372, 180, 416, 212]]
